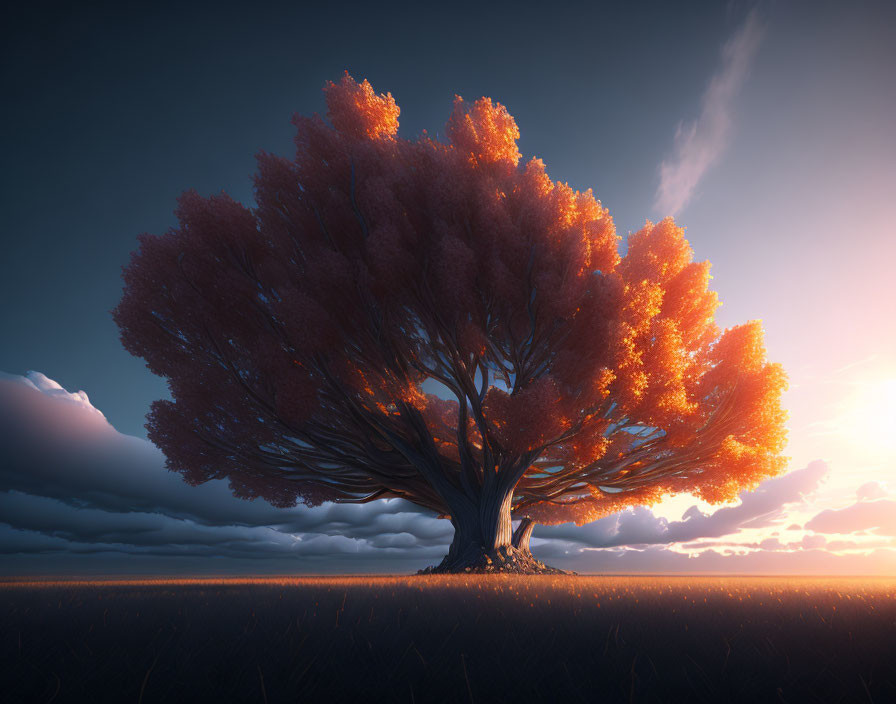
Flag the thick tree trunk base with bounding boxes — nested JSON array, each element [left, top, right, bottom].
[[417, 545, 574, 575]]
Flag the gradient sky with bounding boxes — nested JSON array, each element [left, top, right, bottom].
[[1, 0, 894, 574]]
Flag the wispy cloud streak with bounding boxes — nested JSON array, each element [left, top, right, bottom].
[[654, 9, 764, 216]]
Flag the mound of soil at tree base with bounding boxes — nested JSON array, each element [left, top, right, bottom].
[[417, 545, 575, 575]]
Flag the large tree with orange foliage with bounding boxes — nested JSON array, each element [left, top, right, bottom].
[[114, 75, 787, 573]]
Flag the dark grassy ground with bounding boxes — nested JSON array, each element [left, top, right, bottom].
[[2, 575, 895, 703]]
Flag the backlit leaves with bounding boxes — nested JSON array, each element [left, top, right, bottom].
[[115, 74, 787, 523]]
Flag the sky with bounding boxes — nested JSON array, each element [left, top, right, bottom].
[[1, 0, 895, 575]]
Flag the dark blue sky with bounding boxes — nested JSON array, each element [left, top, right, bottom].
[[1, 0, 744, 438]]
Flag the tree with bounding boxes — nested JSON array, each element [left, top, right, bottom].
[[114, 74, 787, 573]]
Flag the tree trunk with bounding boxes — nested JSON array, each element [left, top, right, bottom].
[[422, 495, 568, 574], [439, 489, 513, 570], [512, 517, 536, 555]]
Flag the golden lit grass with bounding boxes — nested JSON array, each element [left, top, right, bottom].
[[2, 573, 895, 598]]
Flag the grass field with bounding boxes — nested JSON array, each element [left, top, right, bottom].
[[2, 575, 895, 703]]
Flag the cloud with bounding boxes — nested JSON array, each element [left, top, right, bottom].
[[556, 545, 896, 576], [760, 537, 786, 550], [800, 533, 827, 550], [856, 481, 888, 501], [653, 8, 764, 216], [0, 372, 449, 572], [2, 370, 108, 421], [0, 373, 430, 528], [3, 371, 886, 576], [536, 460, 828, 549], [806, 499, 896, 536]]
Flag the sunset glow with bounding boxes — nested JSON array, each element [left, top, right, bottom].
[[842, 377, 896, 455]]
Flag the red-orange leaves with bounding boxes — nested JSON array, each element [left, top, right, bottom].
[[620, 218, 693, 285], [324, 73, 400, 140], [637, 318, 698, 426], [458, 320, 488, 359], [366, 224, 415, 297], [433, 233, 478, 316], [709, 320, 769, 375], [661, 260, 719, 349], [484, 378, 569, 454], [558, 419, 610, 469], [446, 96, 521, 167], [116, 74, 787, 531]]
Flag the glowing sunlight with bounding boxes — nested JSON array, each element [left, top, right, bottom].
[[841, 377, 896, 457]]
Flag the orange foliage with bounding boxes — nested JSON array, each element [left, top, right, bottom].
[[446, 96, 521, 167], [484, 378, 571, 454], [517, 218, 787, 524], [117, 73, 788, 529], [324, 73, 400, 140]]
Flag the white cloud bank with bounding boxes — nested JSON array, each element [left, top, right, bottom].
[[9, 371, 108, 421], [653, 8, 764, 216]]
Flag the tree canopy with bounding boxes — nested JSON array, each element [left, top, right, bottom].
[[114, 74, 787, 570]]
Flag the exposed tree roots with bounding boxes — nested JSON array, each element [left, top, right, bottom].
[[418, 545, 574, 575]]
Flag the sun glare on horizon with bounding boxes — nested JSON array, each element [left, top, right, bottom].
[[841, 377, 896, 457]]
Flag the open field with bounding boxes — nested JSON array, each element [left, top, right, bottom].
[[2, 575, 895, 703]]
